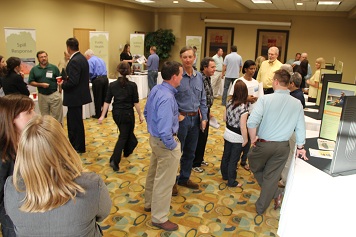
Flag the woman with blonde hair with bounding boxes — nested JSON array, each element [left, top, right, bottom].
[[5, 115, 111, 237], [253, 55, 266, 79], [306, 57, 325, 102], [0, 94, 35, 237]]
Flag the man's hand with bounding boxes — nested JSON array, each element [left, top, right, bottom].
[[42, 83, 50, 88], [250, 136, 259, 147], [201, 120, 207, 132], [247, 95, 257, 104], [296, 149, 308, 160]]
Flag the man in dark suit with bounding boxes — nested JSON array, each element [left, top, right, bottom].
[[60, 38, 92, 153]]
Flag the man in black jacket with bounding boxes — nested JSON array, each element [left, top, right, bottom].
[[60, 38, 92, 153]]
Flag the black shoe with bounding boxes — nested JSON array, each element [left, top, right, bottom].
[[110, 161, 119, 172], [76, 150, 85, 153], [91, 115, 100, 119]]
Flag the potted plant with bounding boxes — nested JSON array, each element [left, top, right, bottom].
[[144, 29, 175, 64]]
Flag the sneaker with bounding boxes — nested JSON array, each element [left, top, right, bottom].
[[172, 183, 178, 196], [201, 161, 209, 166], [178, 180, 199, 189], [152, 220, 178, 231], [192, 167, 204, 173]]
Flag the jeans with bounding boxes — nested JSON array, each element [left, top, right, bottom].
[[239, 138, 251, 165], [193, 108, 210, 167], [221, 140, 243, 186], [222, 77, 236, 106], [0, 205, 15, 237], [148, 71, 158, 91], [177, 114, 200, 184]]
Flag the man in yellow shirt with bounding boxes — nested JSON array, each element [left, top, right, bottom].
[[256, 46, 282, 94]]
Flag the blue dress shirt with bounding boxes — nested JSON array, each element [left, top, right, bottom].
[[146, 53, 159, 71], [175, 70, 208, 121], [144, 82, 179, 150], [247, 90, 306, 146], [88, 56, 107, 81]]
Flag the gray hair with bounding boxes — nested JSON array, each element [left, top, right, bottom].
[[290, 72, 302, 88], [84, 49, 95, 57], [280, 64, 293, 75], [268, 46, 279, 55]]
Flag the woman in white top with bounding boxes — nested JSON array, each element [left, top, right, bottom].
[[306, 57, 325, 102]]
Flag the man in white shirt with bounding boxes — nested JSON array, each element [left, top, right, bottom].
[[211, 48, 224, 97], [221, 45, 242, 106]]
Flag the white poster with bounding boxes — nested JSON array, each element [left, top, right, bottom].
[[130, 33, 145, 57], [4, 28, 36, 76], [186, 36, 202, 71], [89, 31, 109, 72]]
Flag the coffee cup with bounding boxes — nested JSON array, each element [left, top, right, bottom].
[[56, 76, 62, 83], [33, 93, 37, 99]]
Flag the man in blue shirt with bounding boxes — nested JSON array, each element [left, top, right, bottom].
[[144, 61, 183, 231], [173, 46, 208, 196], [145, 46, 159, 91], [247, 69, 308, 215], [84, 49, 108, 119]]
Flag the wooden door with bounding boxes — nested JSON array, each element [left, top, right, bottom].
[[73, 28, 95, 54]]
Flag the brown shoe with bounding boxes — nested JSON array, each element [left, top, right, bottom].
[[178, 180, 199, 189], [274, 193, 283, 210], [172, 183, 178, 196], [144, 207, 151, 212], [152, 220, 178, 231]]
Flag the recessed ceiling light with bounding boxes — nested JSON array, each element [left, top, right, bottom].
[[173, 0, 178, 3], [135, 0, 155, 3], [296, 2, 303, 5], [186, 0, 205, 2], [317, 1, 341, 5], [251, 0, 273, 3]]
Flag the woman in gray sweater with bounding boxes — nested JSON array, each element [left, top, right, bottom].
[[5, 115, 112, 237]]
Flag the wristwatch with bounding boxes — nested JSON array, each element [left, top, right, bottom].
[[297, 146, 304, 150]]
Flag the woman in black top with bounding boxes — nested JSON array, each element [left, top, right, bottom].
[[120, 44, 134, 67], [2, 57, 29, 96], [98, 62, 144, 172], [0, 94, 35, 237]]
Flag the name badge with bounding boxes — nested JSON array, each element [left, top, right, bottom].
[[46, 70, 53, 78]]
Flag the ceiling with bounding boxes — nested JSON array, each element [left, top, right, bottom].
[[87, 0, 356, 18], [123, 0, 356, 12]]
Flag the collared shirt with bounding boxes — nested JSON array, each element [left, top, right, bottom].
[[88, 56, 107, 80], [146, 53, 159, 71], [202, 73, 214, 108], [212, 54, 223, 71], [257, 59, 283, 88], [223, 52, 243, 78], [28, 63, 60, 95], [247, 90, 306, 146], [290, 88, 306, 108], [293, 61, 312, 80], [175, 70, 208, 121], [144, 81, 179, 150]]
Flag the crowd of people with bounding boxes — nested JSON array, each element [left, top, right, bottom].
[[0, 42, 323, 234]]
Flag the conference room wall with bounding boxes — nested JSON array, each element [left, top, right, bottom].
[[0, 0, 154, 78], [158, 12, 356, 83]]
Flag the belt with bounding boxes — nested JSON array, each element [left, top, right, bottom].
[[179, 111, 198, 116], [257, 139, 270, 142]]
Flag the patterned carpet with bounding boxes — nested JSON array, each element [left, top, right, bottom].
[[78, 97, 281, 237]]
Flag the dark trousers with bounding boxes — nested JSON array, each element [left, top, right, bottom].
[[111, 109, 138, 168], [222, 77, 236, 106], [248, 141, 289, 214], [0, 206, 15, 237], [177, 114, 200, 184], [147, 71, 158, 91], [193, 108, 210, 167], [67, 106, 85, 152], [263, 88, 274, 94], [221, 140, 243, 186], [92, 76, 109, 117]]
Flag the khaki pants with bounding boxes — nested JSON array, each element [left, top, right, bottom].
[[211, 71, 222, 97], [144, 135, 181, 223], [38, 91, 63, 123]]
